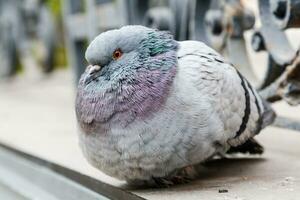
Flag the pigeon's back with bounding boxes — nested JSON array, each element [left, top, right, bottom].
[[175, 41, 275, 148]]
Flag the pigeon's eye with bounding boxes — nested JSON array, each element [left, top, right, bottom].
[[112, 49, 123, 60]]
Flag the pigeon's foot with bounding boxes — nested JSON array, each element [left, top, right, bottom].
[[128, 166, 197, 188]]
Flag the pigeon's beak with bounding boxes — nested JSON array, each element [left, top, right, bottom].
[[84, 65, 101, 84], [86, 65, 101, 75]]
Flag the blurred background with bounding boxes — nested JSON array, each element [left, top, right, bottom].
[[0, 0, 300, 199], [0, 0, 299, 84], [0, 0, 299, 83]]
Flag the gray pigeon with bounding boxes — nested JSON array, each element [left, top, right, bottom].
[[75, 25, 275, 186]]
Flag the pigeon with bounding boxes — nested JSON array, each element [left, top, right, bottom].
[[75, 25, 275, 186]]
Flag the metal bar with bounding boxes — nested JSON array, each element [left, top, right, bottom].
[[86, 0, 98, 42], [0, 142, 144, 200], [124, 0, 149, 25], [271, 0, 300, 29], [272, 116, 300, 131], [257, 0, 297, 66], [189, 0, 210, 43], [62, 0, 88, 83], [0, 181, 29, 200]]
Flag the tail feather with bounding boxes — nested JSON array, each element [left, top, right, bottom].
[[227, 138, 264, 155], [261, 99, 276, 129]]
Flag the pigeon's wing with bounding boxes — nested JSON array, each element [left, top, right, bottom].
[[177, 41, 274, 147]]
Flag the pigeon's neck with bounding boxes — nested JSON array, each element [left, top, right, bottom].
[[116, 61, 177, 125]]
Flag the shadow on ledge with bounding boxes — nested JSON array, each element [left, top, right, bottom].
[[130, 156, 267, 191]]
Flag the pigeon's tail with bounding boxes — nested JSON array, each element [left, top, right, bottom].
[[227, 138, 264, 155], [227, 100, 275, 155], [261, 99, 276, 129]]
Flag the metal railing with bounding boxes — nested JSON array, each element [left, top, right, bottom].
[[0, 0, 56, 78]]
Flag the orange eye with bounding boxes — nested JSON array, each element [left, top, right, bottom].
[[112, 49, 123, 60]]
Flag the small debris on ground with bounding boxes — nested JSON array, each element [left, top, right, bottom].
[[219, 189, 229, 193]]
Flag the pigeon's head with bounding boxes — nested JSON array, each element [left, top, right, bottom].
[[76, 26, 178, 130], [82, 25, 178, 84]]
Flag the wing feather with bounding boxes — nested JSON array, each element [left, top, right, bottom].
[[177, 41, 262, 147]]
